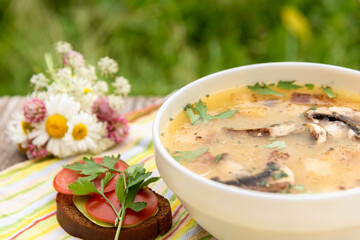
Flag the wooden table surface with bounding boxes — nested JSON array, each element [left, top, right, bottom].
[[0, 96, 162, 171]]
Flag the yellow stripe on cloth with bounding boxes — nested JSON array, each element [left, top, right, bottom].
[[0, 106, 214, 240]]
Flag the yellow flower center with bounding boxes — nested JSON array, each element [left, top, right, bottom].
[[83, 88, 92, 94], [21, 121, 33, 134], [46, 114, 68, 139], [72, 123, 88, 140]]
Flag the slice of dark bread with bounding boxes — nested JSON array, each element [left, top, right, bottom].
[[56, 189, 172, 240]]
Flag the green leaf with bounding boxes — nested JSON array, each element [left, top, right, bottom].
[[124, 183, 142, 208], [171, 147, 209, 163], [277, 80, 302, 90], [63, 157, 108, 179], [101, 172, 114, 193], [185, 99, 237, 125], [101, 155, 121, 171], [321, 86, 337, 98], [129, 202, 147, 212], [304, 83, 314, 90], [127, 172, 152, 188], [115, 173, 126, 203], [68, 177, 99, 195], [140, 176, 161, 189], [272, 170, 288, 179], [264, 141, 286, 150], [215, 153, 223, 163], [213, 109, 238, 120], [289, 184, 305, 192], [247, 83, 283, 96], [185, 107, 202, 125]]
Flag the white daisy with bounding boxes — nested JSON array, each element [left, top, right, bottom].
[[90, 137, 114, 154], [64, 111, 105, 153], [29, 94, 80, 158], [7, 112, 31, 149]]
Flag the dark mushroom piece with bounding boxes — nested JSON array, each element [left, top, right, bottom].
[[212, 161, 294, 193], [223, 121, 297, 138], [305, 107, 360, 139]]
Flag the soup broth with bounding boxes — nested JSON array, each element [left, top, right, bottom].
[[161, 82, 360, 193]]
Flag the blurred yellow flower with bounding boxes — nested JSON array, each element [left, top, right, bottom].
[[281, 5, 313, 43]]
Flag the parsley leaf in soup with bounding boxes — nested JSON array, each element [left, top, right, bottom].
[[247, 83, 283, 96], [321, 86, 337, 98], [264, 140, 286, 150], [277, 80, 303, 90], [171, 147, 209, 163], [185, 99, 238, 125], [304, 83, 314, 90], [215, 153, 223, 163]]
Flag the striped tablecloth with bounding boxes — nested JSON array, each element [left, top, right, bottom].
[[0, 107, 215, 240]]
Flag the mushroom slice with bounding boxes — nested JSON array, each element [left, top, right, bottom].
[[291, 92, 334, 105], [305, 107, 360, 139], [224, 121, 297, 138], [212, 162, 294, 193], [323, 121, 348, 139], [303, 123, 327, 144]]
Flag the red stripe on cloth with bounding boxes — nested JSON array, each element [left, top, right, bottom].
[[163, 213, 190, 240], [139, 154, 154, 164], [172, 203, 184, 219], [10, 211, 56, 240]]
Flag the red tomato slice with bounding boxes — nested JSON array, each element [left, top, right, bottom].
[[53, 157, 128, 195], [85, 189, 158, 226]]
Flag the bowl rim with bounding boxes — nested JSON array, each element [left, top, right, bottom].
[[153, 62, 360, 201]]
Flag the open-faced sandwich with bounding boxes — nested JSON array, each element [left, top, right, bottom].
[[53, 155, 172, 240]]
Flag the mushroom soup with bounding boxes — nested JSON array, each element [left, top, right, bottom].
[[161, 81, 360, 193]]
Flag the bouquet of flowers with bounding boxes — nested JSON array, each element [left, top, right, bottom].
[[7, 41, 131, 159]]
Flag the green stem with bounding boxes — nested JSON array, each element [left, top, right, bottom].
[[115, 205, 126, 240], [101, 193, 121, 220]]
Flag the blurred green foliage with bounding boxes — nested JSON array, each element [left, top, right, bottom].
[[0, 0, 359, 96]]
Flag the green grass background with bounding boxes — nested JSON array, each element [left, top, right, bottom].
[[0, 0, 359, 96]]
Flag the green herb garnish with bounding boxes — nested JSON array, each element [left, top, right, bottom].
[[171, 147, 209, 163], [63, 155, 121, 181], [304, 83, 314, 90], [321, 86, 337, 98], [185, 99, 238, 125], [272, 170, 288, 179], [264, 140, 286, 150], [277, 80, 302, 90], [289, 184, 305, 192], [215, 153, 223, 163], [68, 157, 160, 240], [169, 117, 174, 121], [309, 106, 317, 111], [247, 83, 283, 96], [260, 179, 270, 188]]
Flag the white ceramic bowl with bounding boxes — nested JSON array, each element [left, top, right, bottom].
[[153, 62, 360, 240]]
